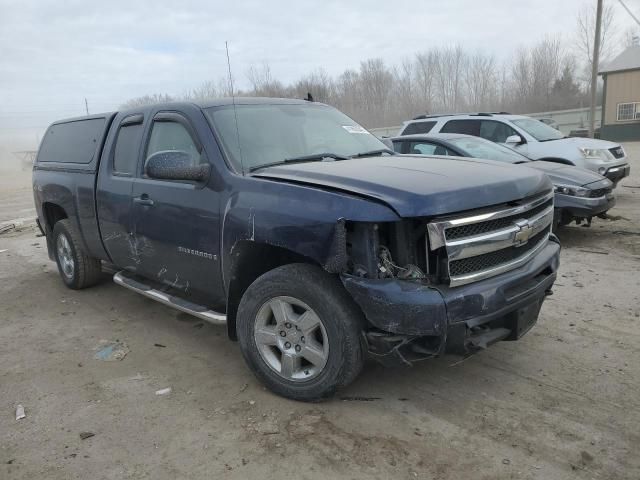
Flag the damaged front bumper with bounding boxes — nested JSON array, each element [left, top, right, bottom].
[[341, 237, 560, 366], [555, 192, 616, 220]]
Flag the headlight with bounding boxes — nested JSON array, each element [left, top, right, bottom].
[[579, 148, 606, 159], [554, 184, 590, 197]]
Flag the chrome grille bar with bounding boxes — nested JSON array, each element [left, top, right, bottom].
[[427, 191, 554, 287]]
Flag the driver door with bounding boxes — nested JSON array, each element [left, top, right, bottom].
[[129, 111, 224, 307]]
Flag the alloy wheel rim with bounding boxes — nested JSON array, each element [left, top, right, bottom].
[[254, 296, 329, 382], [56, 234, 74, 279]]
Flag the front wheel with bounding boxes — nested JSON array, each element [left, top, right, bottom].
[[236, 264, 365, 401]]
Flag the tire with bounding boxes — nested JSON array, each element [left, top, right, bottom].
[[236, 263, 365, 402], [52, 219, 103, 289]]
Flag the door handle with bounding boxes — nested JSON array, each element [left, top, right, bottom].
[[133, 194, 154, 207]]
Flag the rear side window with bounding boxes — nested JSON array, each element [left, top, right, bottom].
[[113, 123, 143, 175], [402, 121, 436, 135], [38, 118, 105, 164], [440, 119, 480, 136]]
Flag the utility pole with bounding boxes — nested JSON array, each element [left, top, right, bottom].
[[589, 0, 603, 138], [84, 98, 89, 115]]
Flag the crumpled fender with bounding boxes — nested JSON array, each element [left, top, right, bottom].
[[340, 275, 447, 336], [220, 178, 400, 291]]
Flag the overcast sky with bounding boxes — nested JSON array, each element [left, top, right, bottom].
[[0, 0, 638, 145]]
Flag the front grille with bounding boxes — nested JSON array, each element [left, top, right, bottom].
[[449, 229, 547, 277], [589, 187, 612, 198], [609, 147, 625, 159], [426, 191, 554, 287], [445, 199, 553, 240]]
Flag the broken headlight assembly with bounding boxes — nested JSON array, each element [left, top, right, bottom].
[[554, 184, 590, 197], [345, 220, 432, 282], [378, 245, 426, 280]]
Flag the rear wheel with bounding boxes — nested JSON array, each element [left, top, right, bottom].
[[236, 263, 365, 401], [52, 219, 103, 289]]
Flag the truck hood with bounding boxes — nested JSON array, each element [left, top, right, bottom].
[[251, 155, 551, 218], [526, 161, 610, 187]]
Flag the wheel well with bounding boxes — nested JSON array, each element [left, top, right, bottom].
[[537, 157, 575, 166], [42, 203, 68, 234], [226, 241, 319, 340]]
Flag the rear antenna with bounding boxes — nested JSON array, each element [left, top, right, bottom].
[[225, 41, 245, 174]]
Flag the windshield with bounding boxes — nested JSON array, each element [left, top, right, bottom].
[[447, 136, 528, 163], [511, 118, 564, 141], [205, 103, 388, 172]]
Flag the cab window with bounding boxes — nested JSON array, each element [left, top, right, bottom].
[[145, 120, 206, 169]]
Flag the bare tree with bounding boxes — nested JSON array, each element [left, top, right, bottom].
[[575, 3, 616, 82], [120, 93, 174, 109], [357, 58, 394, 125], [465, 51, 497, 111], [334, 68, 361, 117], [246, 62, 287, 97], [414, 51, 436, 114], [530, 36, 565, 111], [293, 69, 334, 103], [184, 80, 219, 101], [390, 59, 418, 124], [432, 45, 466, 112], [509, 48, 532, 112]]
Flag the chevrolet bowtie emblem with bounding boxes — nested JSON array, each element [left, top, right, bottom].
[[514, 220, 533, 246]]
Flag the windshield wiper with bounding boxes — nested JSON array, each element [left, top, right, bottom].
[[248, 152, 349, 172], [349, 148, 395, 158]]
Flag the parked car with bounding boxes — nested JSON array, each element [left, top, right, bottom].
[[569, 127, 601, 139], [390, 133, 616, 229], [398, 113, 630, 185], [538, 118, 560, 130], [33, 98, 560, 401]]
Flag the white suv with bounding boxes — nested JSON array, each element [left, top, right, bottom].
[[398, 113, 630, 185]]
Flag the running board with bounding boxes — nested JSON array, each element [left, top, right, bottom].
[[113, 271, 226, 325]]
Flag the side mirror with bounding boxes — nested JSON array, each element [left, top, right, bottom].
[[145, 150, 210, 182], [505, 135, 524, 145]]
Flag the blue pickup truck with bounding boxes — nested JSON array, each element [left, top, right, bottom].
[[33, 98, 560, 401]]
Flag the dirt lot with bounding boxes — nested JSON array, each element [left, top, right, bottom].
[[2, 144, 639, 480], [0, 167, 35, 224]]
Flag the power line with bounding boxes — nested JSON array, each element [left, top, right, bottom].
[[618, 0, 640, 27]]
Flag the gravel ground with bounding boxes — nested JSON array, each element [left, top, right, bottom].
[[1, 143, 639, 480]]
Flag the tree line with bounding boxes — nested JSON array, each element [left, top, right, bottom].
[[122, 6, 637, 128]]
